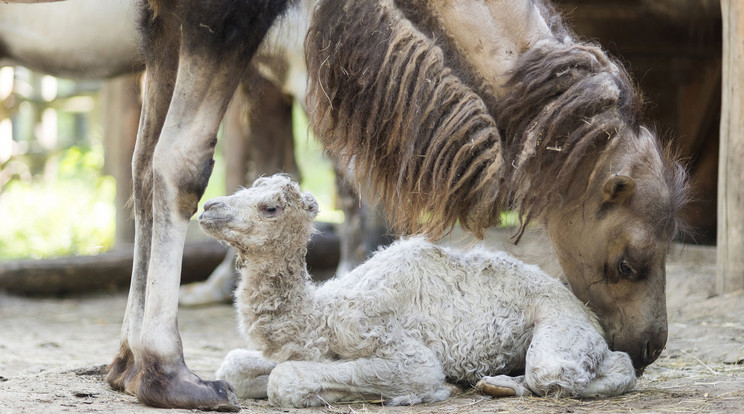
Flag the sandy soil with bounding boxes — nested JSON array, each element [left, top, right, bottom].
[[1, 229, 742, 413]]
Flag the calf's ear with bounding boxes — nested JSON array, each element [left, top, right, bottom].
[[602, 175, 635, 204], [301, 192, 319, 218]]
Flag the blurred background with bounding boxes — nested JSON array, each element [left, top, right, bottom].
[[0, 68, 340, 261], [0, 0, 726, 291]]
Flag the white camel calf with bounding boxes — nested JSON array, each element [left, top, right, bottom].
[[199, 174, 636, 407]]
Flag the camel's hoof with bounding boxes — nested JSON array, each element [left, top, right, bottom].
[[107, 345, 240, 412], [137, 375, 240, 412]]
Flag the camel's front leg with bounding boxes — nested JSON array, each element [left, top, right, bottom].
[[110, 45, 243, 411], [107, 4, 179, 398], [130, 45, 243, 409], [107, 1, 288, 409]]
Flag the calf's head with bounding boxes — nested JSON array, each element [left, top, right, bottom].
[[199, 174, 319, 252]]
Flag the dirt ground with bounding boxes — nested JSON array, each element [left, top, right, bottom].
[[0, 229, 742, 413]]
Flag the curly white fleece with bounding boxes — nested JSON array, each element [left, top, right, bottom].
[[200, 175, 635, 408]]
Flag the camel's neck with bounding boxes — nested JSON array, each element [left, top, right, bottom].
[[236, 245, 313, 313], [234, 245, 322, 360], [426, 0, 558, 99]]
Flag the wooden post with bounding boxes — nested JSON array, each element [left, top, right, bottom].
[[101, 74, 141, 246], [717, 0, 744, 294]]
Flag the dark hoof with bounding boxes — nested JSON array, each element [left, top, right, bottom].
[[107, 344, 135, 392], [107, 344, 240, 412], [138, 375, 240, 412]]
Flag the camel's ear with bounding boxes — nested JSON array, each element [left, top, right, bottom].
[[602, 175, 635, 204], [301, 192, 319, 218]]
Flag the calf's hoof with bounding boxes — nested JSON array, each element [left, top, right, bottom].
[[476, 375, 531, 398]]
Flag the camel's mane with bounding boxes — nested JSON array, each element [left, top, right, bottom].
[[306, 0, 677, 241]]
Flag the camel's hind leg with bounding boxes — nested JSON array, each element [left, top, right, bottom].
[[579, 350, 636, 398], [107, 0, 288, 410], [477, 319, 635, 399], [179, 72, 299, 307]]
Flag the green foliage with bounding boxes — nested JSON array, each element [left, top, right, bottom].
[[291, 103, 343, 223], [0, 145, 115, 260]]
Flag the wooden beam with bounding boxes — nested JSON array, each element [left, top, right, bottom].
[[717, 0, 744, 293]]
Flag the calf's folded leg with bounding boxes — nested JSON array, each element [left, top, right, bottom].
[[216, 349, 277, 399], [523, 318, 636, 398], [267, 348, 451, 407]]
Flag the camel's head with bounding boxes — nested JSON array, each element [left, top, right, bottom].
[[545, 128, 688, 376], [199, 174, 319, 251]]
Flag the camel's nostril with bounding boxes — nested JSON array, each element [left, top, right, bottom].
[[641, 340, 650, 363]]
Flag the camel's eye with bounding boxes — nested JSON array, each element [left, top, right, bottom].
[[618, 259, 637, 278], [259, 204, 282, 218]]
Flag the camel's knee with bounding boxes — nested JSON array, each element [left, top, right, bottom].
[[524, 340, 598, 397], [152, 142, 216, 220], [525, 361, 584, 397], [525, 348, 636, 398]]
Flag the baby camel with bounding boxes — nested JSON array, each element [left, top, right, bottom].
[[198, 174, 636, 407]]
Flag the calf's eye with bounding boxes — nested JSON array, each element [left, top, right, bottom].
[[259, 204, 282, 218]]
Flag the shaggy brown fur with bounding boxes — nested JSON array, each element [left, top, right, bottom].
[[307, 0, 506, 239], [306, 0, 686, 241], [496, 41, 644, 241]]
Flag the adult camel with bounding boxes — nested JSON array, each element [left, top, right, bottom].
[[6, 0, 688, 411]]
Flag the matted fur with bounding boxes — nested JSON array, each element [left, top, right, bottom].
[[496, 41, 644, 240], [306, 0, 686, 241], [306, 0, 505, 239]]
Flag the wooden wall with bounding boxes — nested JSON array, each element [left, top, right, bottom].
[[556, 0, 722, 244]]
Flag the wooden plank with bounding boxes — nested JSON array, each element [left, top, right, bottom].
[[717, 0, 744, 293]]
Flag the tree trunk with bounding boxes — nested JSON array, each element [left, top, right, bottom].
[[0, 241, 226, 296], [0, 226, 339, 296], [717, 0, 744, 294]]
